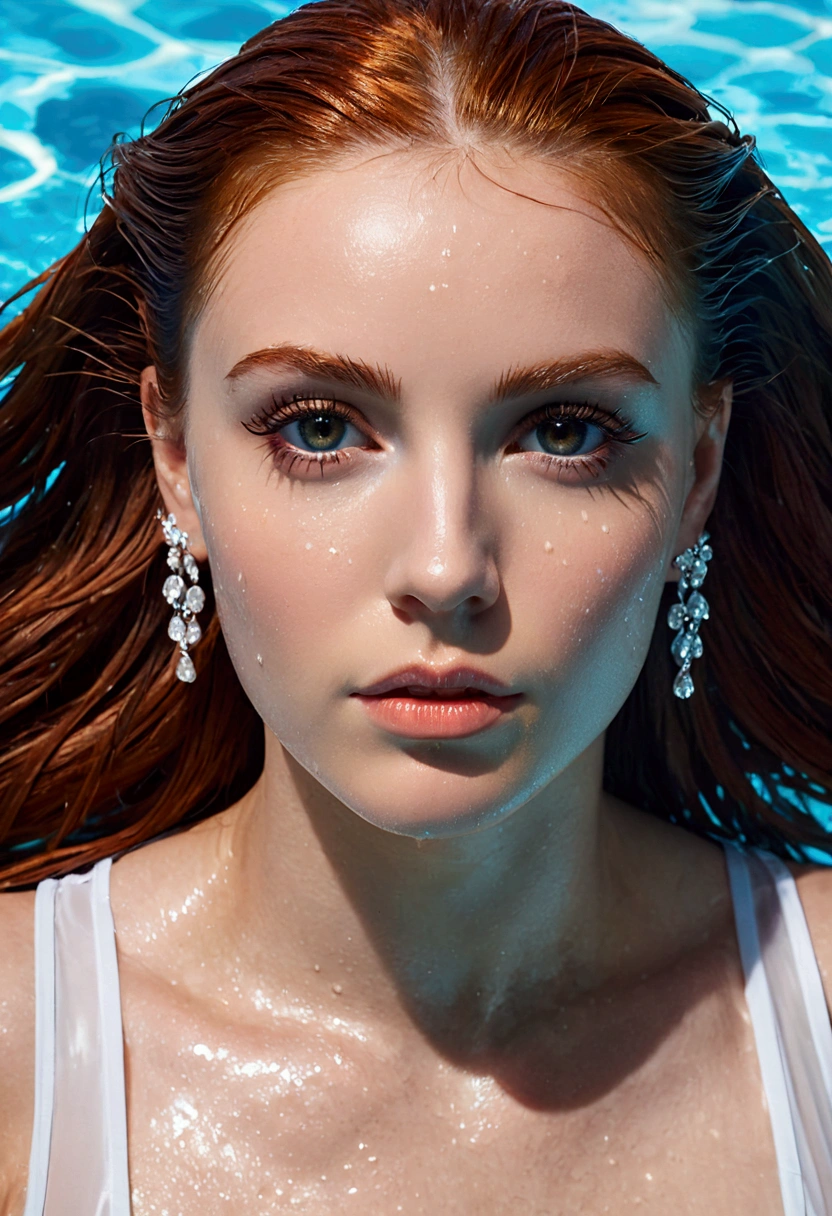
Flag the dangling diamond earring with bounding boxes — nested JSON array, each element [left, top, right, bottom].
[[668, 530, 713, 700], [157, 509, 205, 683]]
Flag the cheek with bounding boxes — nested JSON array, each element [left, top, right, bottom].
[[201, 490, 377, 726], [503, 493, 673, 731]]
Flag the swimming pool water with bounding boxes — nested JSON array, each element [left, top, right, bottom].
[[0, 0, 830, 304]]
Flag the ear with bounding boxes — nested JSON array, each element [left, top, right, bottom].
[[140, 366, 208, 562], [666, 379, 732, 581]]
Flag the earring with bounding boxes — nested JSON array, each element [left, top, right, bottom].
[[668, 530, 713, 700], [157, 509, 205, 683]]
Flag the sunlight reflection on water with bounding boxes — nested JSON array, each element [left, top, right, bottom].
[[0, 0, 829, 301]]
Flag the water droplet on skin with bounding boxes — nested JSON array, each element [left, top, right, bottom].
[[562, 558, 568, 566], [305, 541, 313, 550], [256, 654, 263, 666], [314, 963, 320, 971], [328, 546, 339, 554], [581, 510, 588, 522], [429, 283, 436, 291], [332, 982, 343, 994], [601, 523, 610, 533], [544, 541, 553, 553]]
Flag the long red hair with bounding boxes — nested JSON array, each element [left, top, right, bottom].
[[1, 0, 830, 887]]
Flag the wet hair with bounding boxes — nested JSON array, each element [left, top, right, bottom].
[[1, 0, 830, 887]]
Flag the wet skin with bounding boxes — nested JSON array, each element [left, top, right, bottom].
[[5, 145, 829, 1213], [153, 145, 728, 838]]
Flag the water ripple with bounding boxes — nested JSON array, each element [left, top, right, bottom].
[[0, 0, 829, 303]]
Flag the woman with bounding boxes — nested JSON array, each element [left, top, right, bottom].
[[1, 0, 830, 1210]]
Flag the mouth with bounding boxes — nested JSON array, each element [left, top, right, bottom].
[[351, 666, 523, 739]]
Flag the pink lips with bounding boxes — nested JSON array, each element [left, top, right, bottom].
[[351, 665, 523, 739]]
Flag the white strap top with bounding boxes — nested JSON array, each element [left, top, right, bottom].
[[724, 845, 832, 1213], [21, 843, 832, 1214], [23, 857, 130, 1216]]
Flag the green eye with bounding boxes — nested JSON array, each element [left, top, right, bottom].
[[278, 411, 364, 453], [528, 417, 603, 458], [296, 414, 348, 451]]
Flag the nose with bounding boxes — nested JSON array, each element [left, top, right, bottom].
[[383, 440, 501, 621]]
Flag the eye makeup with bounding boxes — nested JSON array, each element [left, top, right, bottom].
[[505, 401, 646, 481], [243, 393, 375, 478], [243, 390, 647, 482]]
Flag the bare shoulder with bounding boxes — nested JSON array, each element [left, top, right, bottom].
[[786, 859, 832, 1011], [0, 887, 36, 1211]]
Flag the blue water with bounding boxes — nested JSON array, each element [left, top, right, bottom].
[[1, 0, 830, 855], [0, 0, 830, 303]]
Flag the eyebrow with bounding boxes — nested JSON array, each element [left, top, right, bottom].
[[226, 343, 401, 399], [225, 342, 657, 401], [491, 351, 657, 400]]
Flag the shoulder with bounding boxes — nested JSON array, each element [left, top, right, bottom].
[[785, 859, 832, 1011], [0, 886, 37, 1211]]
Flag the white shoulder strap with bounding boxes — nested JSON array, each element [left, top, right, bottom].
[[724, 842, 806, 1213], [725, 841, 832, 1215], [758, 850, 832, 1109], [25, 857, 131, 1216], [753, 848, 832, 1210], [22, 877, 57, 1216]]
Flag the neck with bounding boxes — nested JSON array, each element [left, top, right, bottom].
[[214, 731, 659, 1058]]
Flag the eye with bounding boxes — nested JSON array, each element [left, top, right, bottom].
[[517, 414, 608, 458], [504, 400, 647, 481], [278, 410, 366, 453], [243, 393, 376, 479]]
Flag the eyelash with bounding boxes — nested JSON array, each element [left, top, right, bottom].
[[243, 392, 647, 480], [507, 399, 646, 480], [244, 395, 361, 477]]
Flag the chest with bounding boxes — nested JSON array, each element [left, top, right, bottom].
[[121, 957, 783, 1216]]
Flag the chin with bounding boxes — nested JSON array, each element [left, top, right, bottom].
[[355, 801, 506, 839], [270, 701, 560, 839], [331, 752, 542, 839]]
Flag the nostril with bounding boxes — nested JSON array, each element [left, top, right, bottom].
[[384, 539, 502, 619]]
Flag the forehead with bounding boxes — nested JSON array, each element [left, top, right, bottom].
[[194, 148, 692, 395]]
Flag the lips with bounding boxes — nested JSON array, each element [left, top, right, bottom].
[[352, 665, 522, 739], [393, 686, 487, 699], [354, 665, 513, 698]]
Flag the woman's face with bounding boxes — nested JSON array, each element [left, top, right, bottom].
[[153, 148, 724, 836]]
